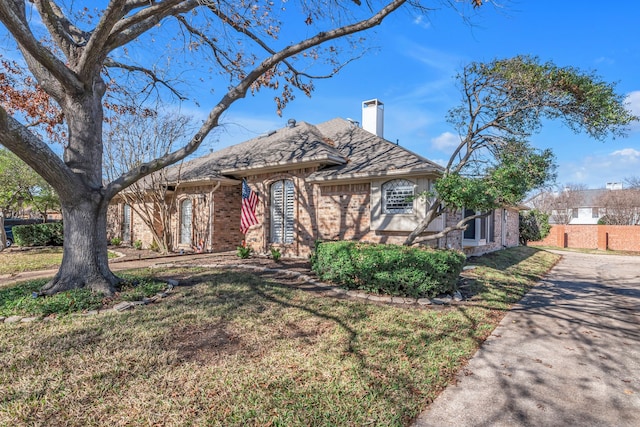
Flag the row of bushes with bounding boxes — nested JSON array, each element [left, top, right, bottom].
[[12, 222, 64, 247], [311, 241, 466, 298]]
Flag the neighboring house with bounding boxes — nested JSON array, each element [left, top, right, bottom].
[[526, 184, 640, 225], [108, 100, 520, 257], [556, 189, 607, 225]]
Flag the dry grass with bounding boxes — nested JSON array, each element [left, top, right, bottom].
[[0, 247, 560, 426], [0, 248, 64, 275], [0, 248, 118, 277]]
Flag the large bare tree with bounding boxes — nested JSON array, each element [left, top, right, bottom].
[[531, 183, 588, 225], [0, 0, 436, 295], [104, 111, 195, 254], [596, 188, 640, 225]]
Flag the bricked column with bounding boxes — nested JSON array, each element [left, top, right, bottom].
[[597, 225, 608, 251], [556, 225, 567, 248]]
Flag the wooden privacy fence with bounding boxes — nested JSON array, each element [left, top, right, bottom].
[[528, 225, 640, 252]]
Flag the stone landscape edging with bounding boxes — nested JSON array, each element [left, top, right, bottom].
[[1, 262, 464, 325]]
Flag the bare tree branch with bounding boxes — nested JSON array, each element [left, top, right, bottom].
[[32, 0, 88, 59], [104, 58, 187, 100], [106, 0, 199, 52], [76, 0, 129, 79], [106, 0, 408, 197], [0, 0, 82, 95], [0, 105, 79, 192]]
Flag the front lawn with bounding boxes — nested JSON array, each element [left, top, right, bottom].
[[0, 248, 119, 278], [0, 247, 65, 275], [0, 246, 559, 426]]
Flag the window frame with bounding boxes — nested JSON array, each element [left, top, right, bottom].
[[463, 209, 495, 246], [381, 179, 415, 215], [179, 198, 192, 246], [270, 179, 295, 244]]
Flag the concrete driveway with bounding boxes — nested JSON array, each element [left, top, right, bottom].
[[413, 251, 640, 427]]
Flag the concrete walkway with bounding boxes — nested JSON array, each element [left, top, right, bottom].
[[413, 251, 640, 427]]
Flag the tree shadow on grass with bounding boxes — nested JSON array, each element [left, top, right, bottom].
[[6, 267, 505, 426]]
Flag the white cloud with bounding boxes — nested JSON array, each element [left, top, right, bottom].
[[611, 148, 640, 159], [430, 131, 460, 152], [413, 15, 432, 30], [625, 91, 640, 115], [559, 147, 640, 188], [401, 43, 464, 74], [625, 91, 640, 131]]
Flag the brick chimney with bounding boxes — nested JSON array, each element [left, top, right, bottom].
[[362, 99, 384, 138]]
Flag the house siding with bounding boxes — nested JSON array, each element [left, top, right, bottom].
[[110, 182, 519, 257], [168, 184, 244, 253]]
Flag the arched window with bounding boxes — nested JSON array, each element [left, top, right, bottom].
[[270, 179, 294, 244], [382, 179, 415, 214], [179, 199, 192, 245], [122, 204, 132, 243]]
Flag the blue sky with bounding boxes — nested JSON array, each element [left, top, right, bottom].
[[189, 1, 640, 190], [2, 2, 639, 190]]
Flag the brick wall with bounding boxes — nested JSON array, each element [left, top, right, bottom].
[[529, 225, 640, 252], [113, 171, 519, 257], [212, 185, 243, 252], [168, 184, 243, 253]]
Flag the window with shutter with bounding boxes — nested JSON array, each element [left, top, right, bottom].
[[382, 179, 415, 214], [270, 179, 295, 244], [180, 199, 192, 245]]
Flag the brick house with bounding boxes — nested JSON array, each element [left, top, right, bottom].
[[108, 100, 520, 257]]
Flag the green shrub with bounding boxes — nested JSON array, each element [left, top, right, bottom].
[[519, 209, 550, 245], [236, 245, 253, 259], [270, 246, 282, 262], [149, 239, 160, 252], [13, 222, 64, 247], [134, 239, 143, 250], [311, 241, 466, 298], [110, 237, 122, 246]]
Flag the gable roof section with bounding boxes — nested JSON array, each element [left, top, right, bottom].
[[307, 118, 443, 182], [170, 121, 346, 183], [169, 118, 443, 184]]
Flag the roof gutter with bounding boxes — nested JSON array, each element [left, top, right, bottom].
[[306, 167, 443, 183]]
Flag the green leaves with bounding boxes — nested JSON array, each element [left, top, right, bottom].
[[435, 140, 556, 213], [0, 148, 60, 216], [519, 210, 551, 245], [311, 241, 466, 298], [433, 54, 634, 217], [457, 55, 638, 142]]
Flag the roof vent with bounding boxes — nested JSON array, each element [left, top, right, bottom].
[[287, 118, 297, 128], [346, 118, 360, 127]]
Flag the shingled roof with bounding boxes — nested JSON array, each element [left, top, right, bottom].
[[170, 118, 442, 183], [308, 118, 443, 181]]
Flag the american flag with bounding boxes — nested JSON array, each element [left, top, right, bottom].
[[240, 179, 259, 234]]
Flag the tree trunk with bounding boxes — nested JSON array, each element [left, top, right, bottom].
[[35, 76, 119, 296], [41, 194, 118, 295], [404, 203, 439, 246]]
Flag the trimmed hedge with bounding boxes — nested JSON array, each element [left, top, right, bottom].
[[13, 222, 64, 247], [311, 241, 466, 298]]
